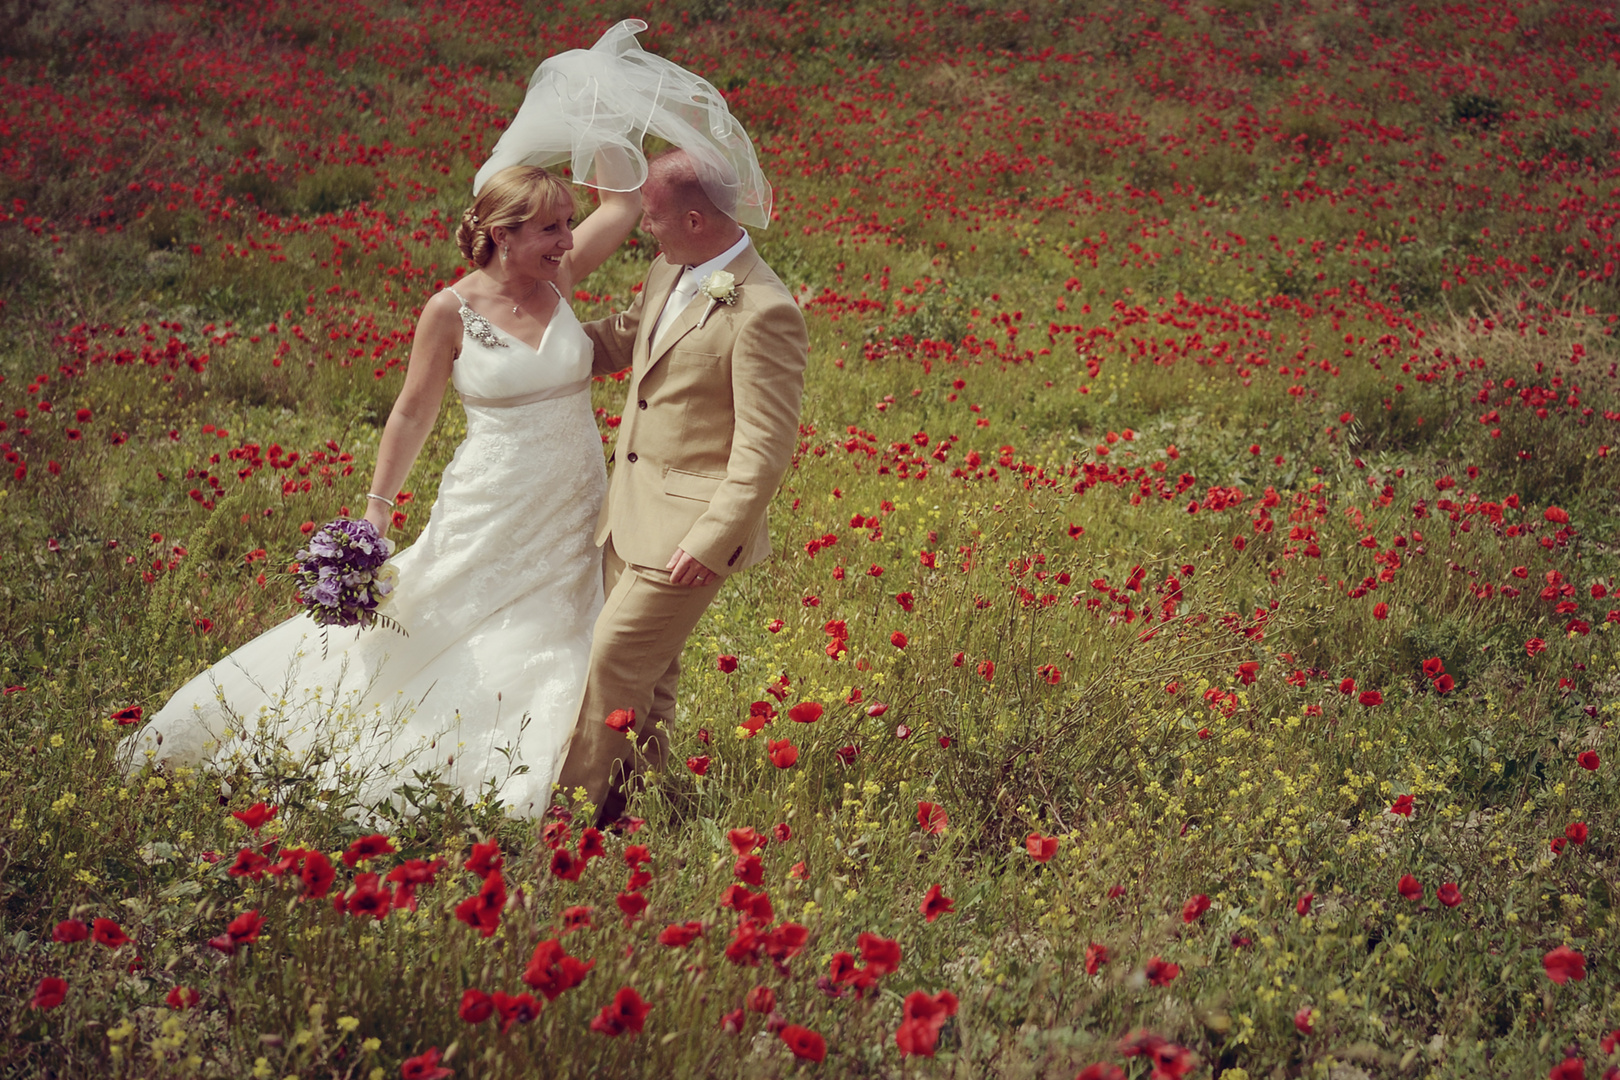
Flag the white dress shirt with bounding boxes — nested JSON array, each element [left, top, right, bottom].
[[650, 231, 751, 351]]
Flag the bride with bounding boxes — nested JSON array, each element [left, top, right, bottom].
[[125, 20, 768, 816], [125, 163, 637, 814]]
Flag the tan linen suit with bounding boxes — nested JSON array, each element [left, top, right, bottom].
[[555, 244, 808, 814]]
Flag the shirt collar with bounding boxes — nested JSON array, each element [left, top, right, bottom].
[[682, 230, 751, 286]]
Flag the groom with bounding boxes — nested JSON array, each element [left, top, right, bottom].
[[555, 149, 809, 821]]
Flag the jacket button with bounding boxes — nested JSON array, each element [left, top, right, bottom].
[[637, 399, 648, 410], [626, 452, 638, 463]]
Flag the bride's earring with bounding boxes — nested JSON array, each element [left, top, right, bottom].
[[501, 244, 509, 266]]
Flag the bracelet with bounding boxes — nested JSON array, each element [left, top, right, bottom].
[[366, 493, 395, 508]]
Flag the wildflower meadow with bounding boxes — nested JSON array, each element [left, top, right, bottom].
[[2, 0, 1619, 1076]]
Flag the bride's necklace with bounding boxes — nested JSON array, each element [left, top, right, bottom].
[[491, 277, 542, 315]]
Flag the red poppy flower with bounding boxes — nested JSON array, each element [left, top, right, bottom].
[[1235, 661, 1259, 685], [1373, 602, 1389, 620], [1566, 822, 1588, 845], [493, 990, 541, 1033], [1548, 1057, 1585, 1080], [835, 744, 859, 765], [1120, 1029, 1196, 1077], [896, 988, 959, 1056], [890, 631, 908, 649], [658, 921, 704, 947], [459, 987, 494, 1024], [773, 823, 792, 843], [231, 802, 277, 833], [1390, 795, 1415, 817], [616, 891, 648, 924], [1526, 637, 1547, 656], [1544, 506, 1570, 524], [721, 1007, 746, 1033], [1397, 874, 1423, 901], [977, 659, 995, 681], [604, 708, 636, 732], [1085, 942, 1109, 975], [624, 844, 651, 867], [577, 827, 605, 861], [684, 754, 710, 775], [110, 705, 143, 725], [343, 874, 393, 921], [917, 802, 948, 835], [1433, 674, 1455, 693], [298, 850, 335, 899], [716, 654, 739, 673], [859, 932, 902, 976], [1421, 657, 1446, 679], [1294, 1006, 1315, 1034], [1359, 689, 1383, 707], [31, 976, 67, 1010], [1296, 893, 1314, 917], [399, 1046, 452, 1080], [590, 986, 651, 1037], [1544, 946, 1587, 985], [166, 986, 199, 1010], [550, 849, 584, 882], [780, 1025, 827, 1062], [1578, 751, 1600, 770], [52, 919, 88, 943], [454, 870, 506, 937], [1436, 882, 1462, 908], [1181, 894, 1210, 923], [1026, 833, 1058, 862], [91, 918, 129, 949], [465, 838, 503, 877], [1551, 837, 1568, 855], [767, 739, 798, 768], [787, 701, 823, 724], [1338, 677, 1355, 694], [1076, 1067, 1126, 1080], [226, 909, 264, 944], [919, 884, 955, 923], [228, 847, 271, 879], [342, 834, 395, 868], [522, 937, 595, 1000], [1145, 956, 1180, 986], [745, 985, 776, 1013]]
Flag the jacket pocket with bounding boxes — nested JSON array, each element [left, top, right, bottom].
[[663, 468, 724, 502], [668, 349, 722, 368]]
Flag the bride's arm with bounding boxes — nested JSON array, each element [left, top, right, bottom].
[[557, 150, 642, 292], [361, 291, 461, 535]]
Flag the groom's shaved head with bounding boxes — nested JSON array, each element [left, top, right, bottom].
[[641, 149, 745, 266], [647, 150, 736, 221]]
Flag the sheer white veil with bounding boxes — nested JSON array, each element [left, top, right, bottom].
[[473, 19, 772, 230]]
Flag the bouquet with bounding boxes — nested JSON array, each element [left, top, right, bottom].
[[292, 518, 400, 631]]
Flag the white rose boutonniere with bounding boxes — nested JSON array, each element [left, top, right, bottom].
[[698, 270, 738, 305]]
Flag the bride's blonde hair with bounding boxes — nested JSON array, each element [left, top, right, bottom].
[[456, 166, 577, 267]]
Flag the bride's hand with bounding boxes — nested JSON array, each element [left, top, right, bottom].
[[363, 502, 392, 537]]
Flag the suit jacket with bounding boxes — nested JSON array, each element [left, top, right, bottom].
[[583, 243, 809, 575]]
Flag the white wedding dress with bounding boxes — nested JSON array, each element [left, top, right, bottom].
[[128, 285, 605, 817]]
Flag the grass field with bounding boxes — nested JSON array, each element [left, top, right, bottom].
[[2, 0, 1618, 1076]]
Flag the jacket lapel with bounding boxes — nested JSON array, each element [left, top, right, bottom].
[[644, 245, 764, 372]]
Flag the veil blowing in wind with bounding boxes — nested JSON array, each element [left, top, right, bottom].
[[474, 19, 773, 230]]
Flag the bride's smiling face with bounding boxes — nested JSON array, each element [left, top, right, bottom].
[[497, 201, 575, 277]]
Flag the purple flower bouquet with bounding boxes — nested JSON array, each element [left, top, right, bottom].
[[292, 518, 400, 630]]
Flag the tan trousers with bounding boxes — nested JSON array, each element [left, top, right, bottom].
[[554, 536, 722, 818]]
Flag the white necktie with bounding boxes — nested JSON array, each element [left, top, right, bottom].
[[651, 269, 699, 352]]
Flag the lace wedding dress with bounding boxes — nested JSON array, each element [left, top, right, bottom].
[[127, 286, 605, 816]]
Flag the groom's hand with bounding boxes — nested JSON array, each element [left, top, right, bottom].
[[666, 548, 717, 588]]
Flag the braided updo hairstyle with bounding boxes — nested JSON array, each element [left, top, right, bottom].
[[456, 166, 578, 267]]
